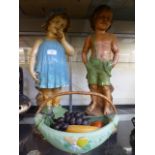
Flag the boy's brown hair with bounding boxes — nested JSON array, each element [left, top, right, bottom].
[[90, 5, 113, 30]]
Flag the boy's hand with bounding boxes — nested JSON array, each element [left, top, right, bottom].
[[112, 62, 116, 68]]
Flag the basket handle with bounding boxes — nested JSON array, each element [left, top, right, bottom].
[[36, 91, 117, 114]]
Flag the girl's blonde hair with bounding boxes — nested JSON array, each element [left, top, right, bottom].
[[42, 12, 70, 32]]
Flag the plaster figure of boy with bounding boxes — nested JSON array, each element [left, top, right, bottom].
[[29, 13, 74, 110], [82, 5, 119, 116]]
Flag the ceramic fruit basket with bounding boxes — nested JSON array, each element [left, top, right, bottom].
[[34, 91, 119, 154]]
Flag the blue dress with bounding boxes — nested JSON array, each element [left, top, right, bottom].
[[35, 39, 69, 88]]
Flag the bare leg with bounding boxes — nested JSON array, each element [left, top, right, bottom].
[[101, 85, 114, 115], [51, 88, 61, 106], [110, 84, 114, 101], [86, 84, 98, 112], [36, 88, 61, 113], [36, 88, 49, 106], [36, 88, 51, 113]]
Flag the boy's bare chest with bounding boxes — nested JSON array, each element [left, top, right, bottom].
[[94, 40, 111, 49], [93, 35, 113, 48]]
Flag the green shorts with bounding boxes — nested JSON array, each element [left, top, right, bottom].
[[86, 58, 113, 86]]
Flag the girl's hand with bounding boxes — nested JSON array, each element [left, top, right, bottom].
[[31, 71, 39, 82], [57, 30, 65, 42]]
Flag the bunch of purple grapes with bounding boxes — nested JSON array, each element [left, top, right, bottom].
[[51, 111, 89, 131]]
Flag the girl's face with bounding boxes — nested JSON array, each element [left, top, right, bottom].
[[47, 16, 67, 34], [94, 10, 112, 31]]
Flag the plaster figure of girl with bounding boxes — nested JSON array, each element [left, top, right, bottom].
[[29, 13, 74, 109]]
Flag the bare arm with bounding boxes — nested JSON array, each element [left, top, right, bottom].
[[82, 36, 91, 64], [111, 35, 119, 67], [29, 39, 42, 81], [58, 32, 75, 56]]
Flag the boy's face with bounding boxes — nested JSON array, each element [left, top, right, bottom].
[[47, 16, 67, 34], [94, 10, 112, 31]]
